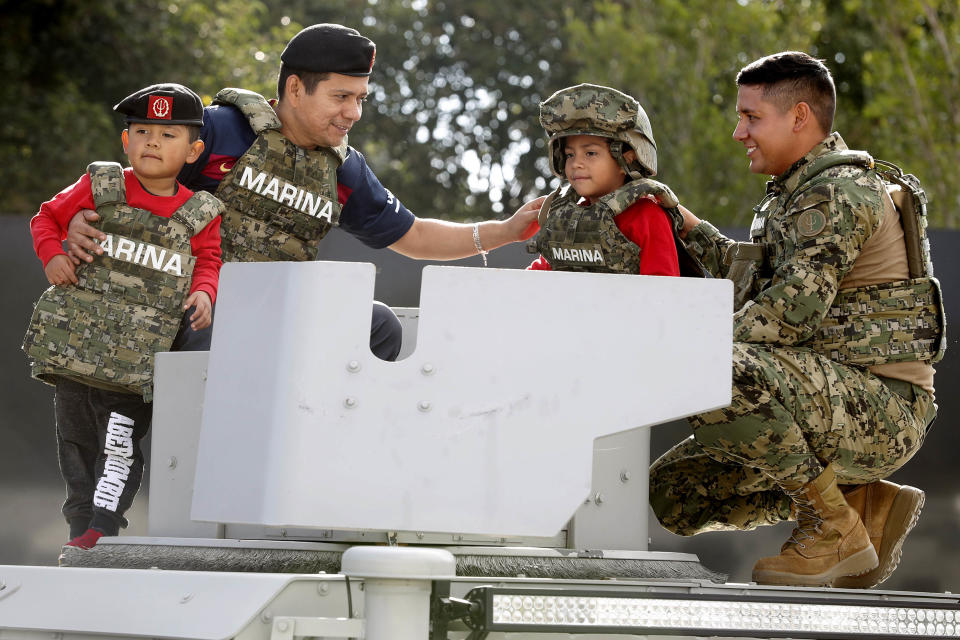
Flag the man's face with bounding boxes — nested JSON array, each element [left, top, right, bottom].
[[732, 84, 802, 176], [291, 73, 369, 148]]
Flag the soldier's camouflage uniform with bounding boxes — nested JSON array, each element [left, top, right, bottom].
[[650, 133, 941, 536]]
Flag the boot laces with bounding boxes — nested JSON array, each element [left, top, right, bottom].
[[784, 485, 824, 549]]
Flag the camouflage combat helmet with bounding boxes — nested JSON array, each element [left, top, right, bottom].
[[540, 83, 658, 178]]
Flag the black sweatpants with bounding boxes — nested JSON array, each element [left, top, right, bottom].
[[54, 377, 152, 538]]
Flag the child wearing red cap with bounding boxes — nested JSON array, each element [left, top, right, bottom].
[[23, 83, 223, 553]]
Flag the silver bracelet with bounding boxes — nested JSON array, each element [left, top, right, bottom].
[[472, 223, 488, 266]]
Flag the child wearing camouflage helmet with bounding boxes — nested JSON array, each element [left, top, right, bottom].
[[528, 83, 701, 277], [23, 83, 224, 554]]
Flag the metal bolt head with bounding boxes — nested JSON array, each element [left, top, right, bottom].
[[421, 363, 435, 375], [344, 396, 358, 409], [593, 492, 604, 505], [417, 400, 432, 412], [167, 457, 178, 469], [346, 360, 361, 373], [318, 583, 329, 595], [620, 470, 631, 483]]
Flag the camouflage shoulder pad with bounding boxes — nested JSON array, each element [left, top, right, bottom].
[[172, 190, 224, 236], [805, 150, 874, 181], [603, 178, 679, 215], [87, 161, 126, 208], [212, 87, 282, 133]]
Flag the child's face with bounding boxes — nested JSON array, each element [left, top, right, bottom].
[[121, 123, 203, 182], [563, 135, 627, 199]]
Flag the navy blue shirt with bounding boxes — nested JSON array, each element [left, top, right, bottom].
[[178, 103, 416, 249]]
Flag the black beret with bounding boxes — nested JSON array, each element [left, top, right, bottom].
[[281, 23, 376, 76], [114, 83, 204, 127]]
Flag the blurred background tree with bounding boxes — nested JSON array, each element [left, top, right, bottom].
[[1, 0, 956, 226]]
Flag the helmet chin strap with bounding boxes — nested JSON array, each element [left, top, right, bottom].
[[609, 140, 645, 180]]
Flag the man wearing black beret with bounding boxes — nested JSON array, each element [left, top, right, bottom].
[[66, 23, 544, 360]]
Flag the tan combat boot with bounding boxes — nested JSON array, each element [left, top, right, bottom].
[[832, 480, 925, 589], [752, 466, 878, 586]]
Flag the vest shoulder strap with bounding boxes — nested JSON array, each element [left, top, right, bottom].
[[213, 87, 282, 133], [537, 185, 566, 228], [171, 190, 225, 236], [87, 161, 126, 209]]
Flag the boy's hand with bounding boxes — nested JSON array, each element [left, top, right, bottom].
[[66, 209, 105, 265], [44, 254, 78, 286], [184, 291, 212, 330]]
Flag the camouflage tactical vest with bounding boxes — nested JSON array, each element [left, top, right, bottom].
[[535, 179, 703, 276], [212, 88, 346, 263], [729, 150, 946, 365], [22, 162, 222, 401]]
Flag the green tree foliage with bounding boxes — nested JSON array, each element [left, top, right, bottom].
[[261, 0, 587, 219], [0, 0, 275, 213], [841, 0, 960, 227], [566, 0, 822, 227], [2, 0, 956, 228], [567, 0, 959, 228]]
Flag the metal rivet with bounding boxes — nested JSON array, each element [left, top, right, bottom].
[[593, 492, 604, 505], [276, 621, 289, 632], [167, 457, 178, 469], [346, 360, 361, 373], [620, 470, 631, 482], [416, 532, 424, 540], [421, 363, 435, 375], [344, 397, 358, 409], [417, 400, 432, 412], [318, 583, 329, 595], [261, 609, 273, 623]]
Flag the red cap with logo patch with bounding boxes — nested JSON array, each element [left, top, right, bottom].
[[114, 83, 204, 126]]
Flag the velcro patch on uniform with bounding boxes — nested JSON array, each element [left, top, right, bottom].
[[797, 208, 828, 237], [548, 242, 606, 266]]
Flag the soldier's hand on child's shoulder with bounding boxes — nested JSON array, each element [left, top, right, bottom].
[[184, 291, 213, 330], [44, 254, 78, 287], [66, 209, 106, 265]]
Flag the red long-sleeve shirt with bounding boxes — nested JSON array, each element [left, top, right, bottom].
[[30, 168, 222, 303], [528, 198, 680, 276]]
